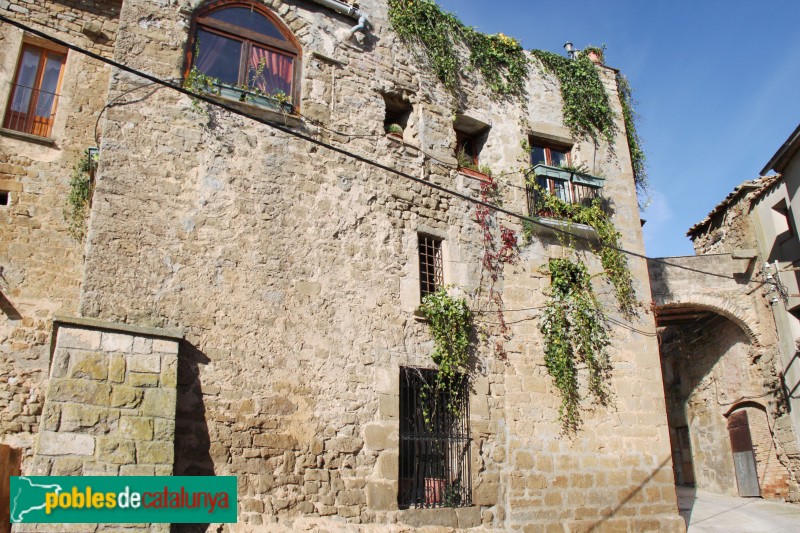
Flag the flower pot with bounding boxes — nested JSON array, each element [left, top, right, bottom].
[[458, 167, 491, 182], [216, 84, 294, 114], [425, 477, 445, 504]]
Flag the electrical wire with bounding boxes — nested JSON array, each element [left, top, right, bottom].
[[0, 14, 768, 285]]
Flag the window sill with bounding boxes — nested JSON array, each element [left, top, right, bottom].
[[529, 216, 598, 241], [397, 505, 479, 528], [0, 128, 57, 147], [204, 93, 303, 129]]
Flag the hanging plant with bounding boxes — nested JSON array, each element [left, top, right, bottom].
[[524, 184, 636, 317], [418, 288, 473, 422], [616, 73, 648, 202], [387, 0, 529, 99], [541, 258, 611, 432], [64, 149, 98, 241], [530, 49, 616, 143]]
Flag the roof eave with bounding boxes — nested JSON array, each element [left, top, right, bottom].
[[761, 123, 800, 175]]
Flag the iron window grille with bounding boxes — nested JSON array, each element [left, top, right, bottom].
[[419, 235, 443, 298], [399, 367, 471, 509]]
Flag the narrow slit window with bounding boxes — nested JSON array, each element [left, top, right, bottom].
[[419, 235, 443, 298]]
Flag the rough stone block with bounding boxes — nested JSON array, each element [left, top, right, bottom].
[[364, 424, 394, 451], [51, 457, 84, 476], [57, 328, 101, 351], [120, 464, 156, 476], [152, 338, 179, 354], [37, 431, 95, 456], [153, 418, 175, 441], [366, 481, 397, 511], [50, 350, 70, 378], [49, 379, 111, 406], [375, 450, 398, 480], [97, 437, 136, 464], [101, 332, 134, 353], [295, 280, 321, 295], [60, 404, 118, 433], [379, 393, 398, 420], [137, 441, 174, 464], [69, 352, 108, 381], [132, 337, 153, 354], [457, 506, 482, 528], [160, 359, 177, 388], [108, 354, 126, 383], [129, 372, 159, 388], [141, 388, 176, 418], [325, 437, 363, 454], [399, 507, 458, 528], [120, 416, 154, 441], [110, 386, 144, 408], [129, 352, 161, 374]]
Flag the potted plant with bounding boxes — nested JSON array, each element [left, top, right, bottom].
[[456, 147, 491, 181], [581, 45, 605, 65], [386, 123, 404, 138]]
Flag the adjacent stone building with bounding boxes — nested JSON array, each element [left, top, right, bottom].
[[1, 0, 685, 530], [649, 126, 800, 503]]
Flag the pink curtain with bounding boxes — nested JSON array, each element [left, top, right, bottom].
[[248, 46, 293, 96]]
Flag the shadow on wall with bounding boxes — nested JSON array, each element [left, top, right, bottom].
[[172, 342, 214, 533]]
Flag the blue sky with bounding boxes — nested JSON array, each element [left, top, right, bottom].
[[436, 0, 800, 258]]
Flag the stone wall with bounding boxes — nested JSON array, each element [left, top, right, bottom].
[[4, 0, 685, 530], [0, 3, 117, 463], [27, 317, 180, 481]]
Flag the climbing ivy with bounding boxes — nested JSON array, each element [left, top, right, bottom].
[[387, 0, 529, 99], [524, 184, 637, 317], [530, 50, 616, 143], [64, 149, 98, 241], [616, 73, 648, 199], [418, 288, 473, 422], [540, 258, 610, 432]]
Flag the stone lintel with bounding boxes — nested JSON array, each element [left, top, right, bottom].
[[53, 315, 184, 342]]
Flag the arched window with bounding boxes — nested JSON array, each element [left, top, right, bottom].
[[188, 2, 301, 108]]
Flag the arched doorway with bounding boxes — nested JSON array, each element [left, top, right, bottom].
[[657, 305, 791, 498]]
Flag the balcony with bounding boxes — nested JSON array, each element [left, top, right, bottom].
[[525, 164, 605, 239], [2, 83, 61, 138]]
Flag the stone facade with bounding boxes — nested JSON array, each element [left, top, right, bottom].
[[650, 176, 800, 502], [0, 0, 118, 463], [1, 1, 685, 531]]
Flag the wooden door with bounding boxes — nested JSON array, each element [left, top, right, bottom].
[[728, 411, 760, 497], [1, 444, 22, 533]]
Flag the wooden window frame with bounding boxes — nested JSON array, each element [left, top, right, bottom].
[[2, 42, 66, 138], [530, 142, 572, 167], [185, 0, 302, 110]]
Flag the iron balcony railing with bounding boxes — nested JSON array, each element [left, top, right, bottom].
[[3, 83, 60, 138], [399, 368, 471, 509], [525, 163, 605, 217]]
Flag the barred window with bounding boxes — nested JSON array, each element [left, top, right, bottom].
[[399, 367, 471, 509], [419, 235, 443, 298]]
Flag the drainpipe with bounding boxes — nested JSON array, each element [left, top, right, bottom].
[[307, 0, 371, 39]]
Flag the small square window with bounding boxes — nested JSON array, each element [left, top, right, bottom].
[[419, 235, 443, 298], [0, 191, 9, 206], [398, 367, 471, 509]]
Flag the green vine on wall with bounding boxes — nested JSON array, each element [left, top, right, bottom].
[[530, 50, 616, 143], [387, 0, 529, 99], [64, 149, 98, 241], [523, 185, 637, 317], [616, 73, 648, 200], [418, 288, 473, 423], [541, 258, 611, 432]]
